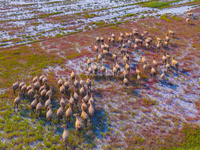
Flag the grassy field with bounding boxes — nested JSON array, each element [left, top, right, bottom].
[[0, 1, 200, 150]]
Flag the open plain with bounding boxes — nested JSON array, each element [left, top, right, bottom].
[[0, 0, 200, 149]]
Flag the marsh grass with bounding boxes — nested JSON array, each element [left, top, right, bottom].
[[0, 8, 200, 149], [160, 14, 173, 22], [0, 81, 108, 149], [38, 12, 63, 19], [142, 0, 183, 8], [172, 15, 182, 21], [143, 1, 169, 8], [83, 13, 98, 18], [0, 45, 65, 88]]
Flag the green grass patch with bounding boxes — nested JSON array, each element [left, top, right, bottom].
[[83, 13, 98, 18], [159, 123, 200, 149], [156, 22, 162, 26], [141, 98, 157, 107], [31, 22, 42, 26], [172, 15, 182, 21], [121, 13, 137, 19], [160, 14, 173, 22], [0, 43, 9, 47], [94, 22, 105, 26], [143, 1, 169, 8], [38, 12, 63, 18], [66, 53, 81, 59], [192, 0, 200, 2], [94, 21, 124, 28], [0, 45, 65, 88], [111, 26, 120, 30], [142, 0, 183, 8]]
